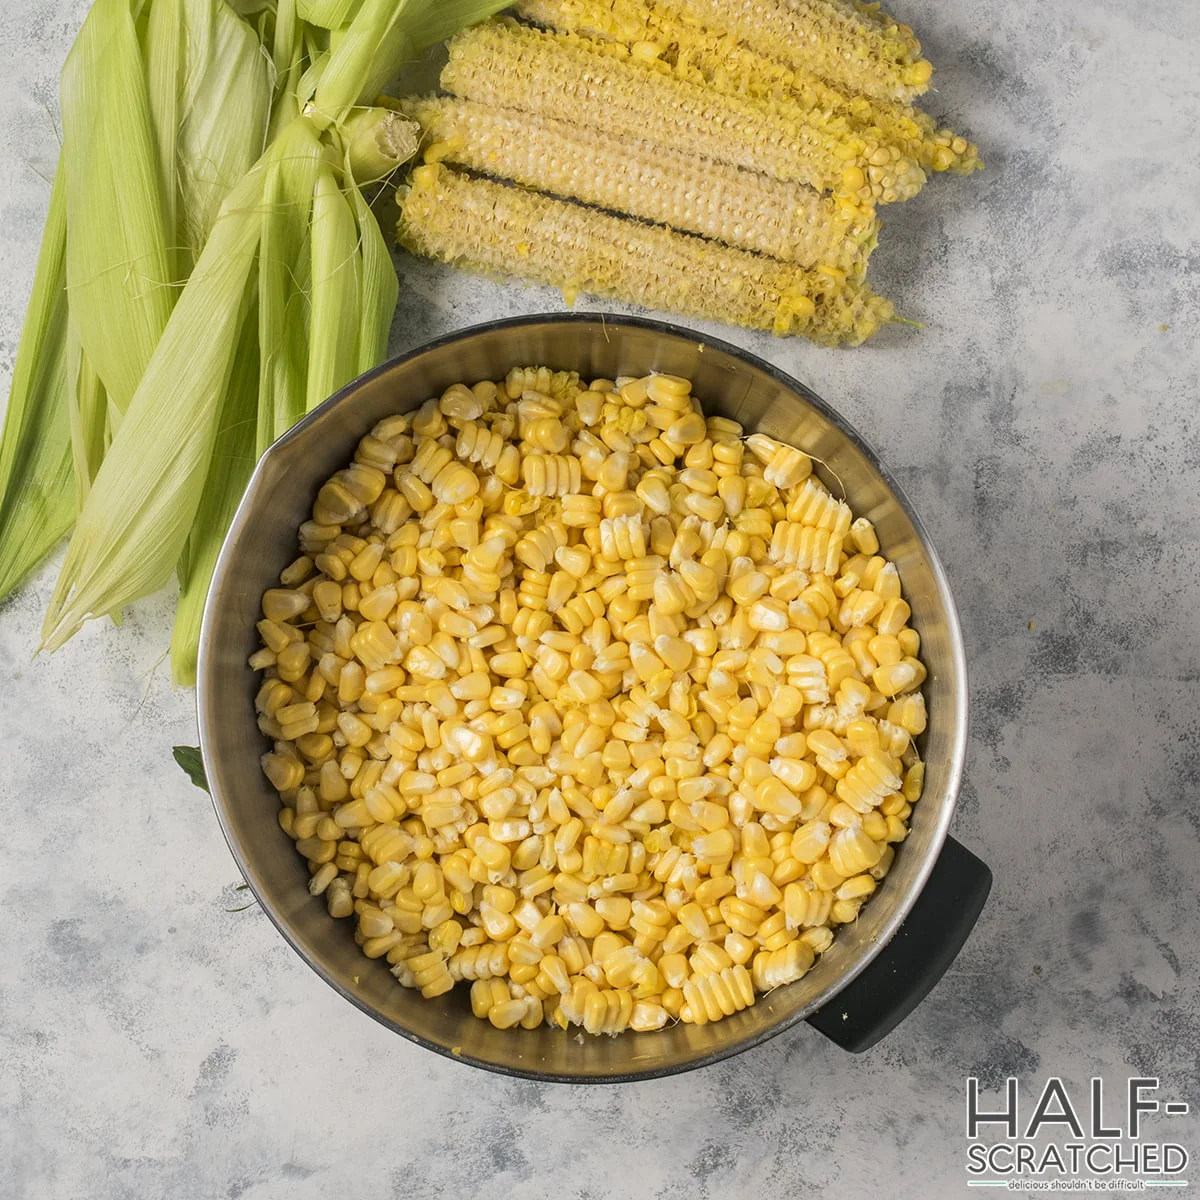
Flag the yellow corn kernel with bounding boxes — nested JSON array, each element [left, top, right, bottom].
[[254, 360, 931, 1036], [680, 964, 755, 1024]]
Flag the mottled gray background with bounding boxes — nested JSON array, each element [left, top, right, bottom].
[[1, 1, 1198, 1197]]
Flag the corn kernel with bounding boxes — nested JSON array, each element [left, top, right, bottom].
[[253, 367, 928, 1037]]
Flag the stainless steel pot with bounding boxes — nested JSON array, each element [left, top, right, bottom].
[[197, 314, 990, 1080]]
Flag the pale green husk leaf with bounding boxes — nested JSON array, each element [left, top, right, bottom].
[[66, 330, 110, 509], [350, 171, 398, 373], [41, 134, 277, 649], [172, 0, 273, 269], [305, 166, 362, 412], [298, 0, 363, 30], [257, 116, 325, 452], [170, 294, 260, 685], [60, 0, 174, 412], [0, 170, 74, 602], [314, 0, 512, 121], [13, 0, 511, 655]]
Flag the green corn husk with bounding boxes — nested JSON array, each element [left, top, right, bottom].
[[314, 0, 513, 123], [41, 128, 279, 650], [257, 117, 325, 452], [305, 167, 363, 413], [404, 0, 516, 51], [297, 49, 333, 107], [66, 334, 110, 508], [174, 104, 323, 682], [0, 172, 74, 601], [60, 0, 174, 413], [343, 106, 420, 184], [226, 0, 276, 15], [269, 0, 300, 77], [10, 0, 505, 658], [267, 0, 305, 139], [170, 299, 260, 685], [150, 0, 272, 273], [314, 0, 421, 120], [174, 29, 414, 682], [299, 0, 364, 29], [144, 0, 183, 275], [350, 169, 400, 373]]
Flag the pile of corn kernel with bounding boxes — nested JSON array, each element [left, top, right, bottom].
[[251, 367, 927, 1035]]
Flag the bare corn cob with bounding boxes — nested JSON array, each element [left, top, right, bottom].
[[830, 0, 922, 58], [514, 0, 981, 174], [442, 19, 925, 204], [397, 164, 895, 346], [401, 96, 879, 275], [670, 0, 933, 102]]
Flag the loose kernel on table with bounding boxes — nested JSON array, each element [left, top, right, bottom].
[[251, 369, 928, 1036]]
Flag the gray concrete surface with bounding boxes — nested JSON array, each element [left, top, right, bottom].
[[1, 1, 1197, 1197]]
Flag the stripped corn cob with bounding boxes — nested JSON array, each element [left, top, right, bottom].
[[514, 0, 981, 174], [402, 96, 879, 275], [397, 164, 895, 346], [442, 19, 925, 204], [670, 0, 933, 102], [831, 0, 922, 58]]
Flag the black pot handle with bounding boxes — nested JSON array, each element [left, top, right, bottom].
[[806, 836, 991, 1053]]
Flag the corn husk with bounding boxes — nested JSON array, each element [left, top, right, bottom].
[[66, 333, 110, 509], [13, 0, 508, 653], [0, 172, 74, 601], [226, 0, 276, 14], [60, 0, 174, 413], [269, 0, 300, 76], [299, 0, 364, 29], [314, 0, 422, 120], [343, 106, 420, 184], [350, 171, 400, 373], [257, 117, 325, 452], [41, 127, 281, 649], [305, 167, 363, 413], [268, 0, 305, 139], [170, 301, 260, 685], [296, 21, 334, 106], [159, 0, 272, 271], [144, 0, 183, 276], [174, 56, 319, 680], [403, 0, 517, 51], [314, 0, 513, 121], [297, 49, 332, 107]]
